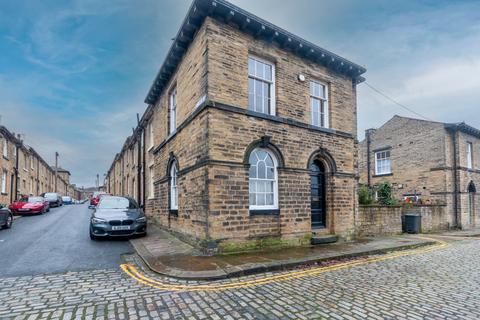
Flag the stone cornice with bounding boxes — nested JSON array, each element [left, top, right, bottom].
[[144, 0, 366, 105]]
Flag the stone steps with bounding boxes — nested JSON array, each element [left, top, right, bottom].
[[311, 234, 339, 245]]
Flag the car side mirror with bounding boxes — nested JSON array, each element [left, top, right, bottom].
[[139, 204, 145, 209]]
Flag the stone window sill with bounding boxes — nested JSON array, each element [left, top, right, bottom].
[[250, 209, 280, 216], [373, 173, 393, 178]]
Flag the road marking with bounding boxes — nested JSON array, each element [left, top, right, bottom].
[[121, 237, 449, 292]]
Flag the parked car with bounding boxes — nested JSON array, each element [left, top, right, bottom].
[[0, 205, 13, 229], [9, 196, 50, 215], [90, 192, 109, 208], [62, 196, 73, 205], [90, 196, 147, 240], [42, 193, 63, 207]]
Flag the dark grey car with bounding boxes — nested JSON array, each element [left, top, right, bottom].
[[42, 193, 63, 207], [0, 205, 13, 230], [89, 196, 147, 240]]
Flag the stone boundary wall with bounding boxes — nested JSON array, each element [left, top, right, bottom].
[[357, 204, 449, 237]]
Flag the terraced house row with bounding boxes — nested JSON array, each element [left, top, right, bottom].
[[0, 125, 78, 206], [105, 0, 366, 250]]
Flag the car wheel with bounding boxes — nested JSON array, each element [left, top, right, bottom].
[[47, 207, 50, 212], [3, 214, 13, 229]]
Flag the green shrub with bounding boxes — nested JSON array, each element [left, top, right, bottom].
[[375, 182, 397, 205], [358, 185, 372, 205]]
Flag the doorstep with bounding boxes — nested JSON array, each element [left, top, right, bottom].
[[130, 226, 436, 280]]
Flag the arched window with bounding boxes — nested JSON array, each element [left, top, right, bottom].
[[249, 148, 278, 209], [170, 162, 178, 210]]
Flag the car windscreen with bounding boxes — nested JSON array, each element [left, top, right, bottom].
[[97, 197, 137, 209], [28, 197, 44, 203], [44, 193, 57, 199], [62, 197, 71, 200]]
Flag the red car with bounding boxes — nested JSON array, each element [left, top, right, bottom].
[[90, 192, 110, 207], [9, 196, 50, 215]]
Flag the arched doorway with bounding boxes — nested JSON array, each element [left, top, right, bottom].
[[468, 181, 476, 226], [310, 160, 326, 228]]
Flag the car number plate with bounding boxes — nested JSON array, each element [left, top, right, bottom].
[[18, 208, 30, 211], [112, 226, 130, 231]]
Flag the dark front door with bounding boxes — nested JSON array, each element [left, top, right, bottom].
[[310, 161, 326, 228]]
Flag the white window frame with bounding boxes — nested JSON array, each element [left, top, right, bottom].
[[2, 138, 8, 158], [23, 153, 27, 171], [1, 170, 7, 194], [309, 80, 329, 128], [169, 87, 177, 135], [248, 148, 279, 210], [170, 162, 178, 210], [467, 142, 473, 169], [375, 150, 392, 175], [148, 122, 154, 150], [148, 165, 154, 199], [248, 56, 276, 116], [132, 177, 136, 199]]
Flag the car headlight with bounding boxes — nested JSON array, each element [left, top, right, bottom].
[[136, 216, 147, 223], [91, 217, 107, 224]]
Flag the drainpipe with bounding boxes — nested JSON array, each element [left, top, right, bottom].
[[14, 143, 19, 201], [137, 138, 141, 205], [142, 127, 147, 208], [366, 130, 372, 188], [451, 129, 460, 228], [136, 114, 142, 206], [365, 129, 376, 189], [36, 156, 40, 195]]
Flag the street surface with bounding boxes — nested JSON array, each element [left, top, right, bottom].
[[0, 204, 133, 278], [0, 226, 479, 319]]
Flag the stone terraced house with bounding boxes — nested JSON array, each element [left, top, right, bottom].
[[106, 0, 366, 250], [0, 125, 78, 206], [359, 115, 480, 230]]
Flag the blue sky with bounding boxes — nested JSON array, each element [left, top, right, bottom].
[[1, 0, 479, 187]]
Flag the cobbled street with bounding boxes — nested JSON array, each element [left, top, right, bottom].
[[1, 236, 480, 319]]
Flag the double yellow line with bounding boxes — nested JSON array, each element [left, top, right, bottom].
[[121, 237, 448, 292]]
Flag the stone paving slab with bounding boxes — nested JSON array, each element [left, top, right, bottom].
[[438, 228, 480, 237], [130, 226, 436, 280]]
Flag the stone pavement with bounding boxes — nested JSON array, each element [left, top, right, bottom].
[[439, 227, 480, 237], [1, 237, 480, 319], [130, 225, 435, 279]]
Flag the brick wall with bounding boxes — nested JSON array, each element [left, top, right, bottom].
[[206, 18, 357, 136], [359, 116, 480, 230], [0, 131, 16, 205], [357, 204, 449, 237], [359, 116, 448, 201], [356, 205, 403, 237]]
